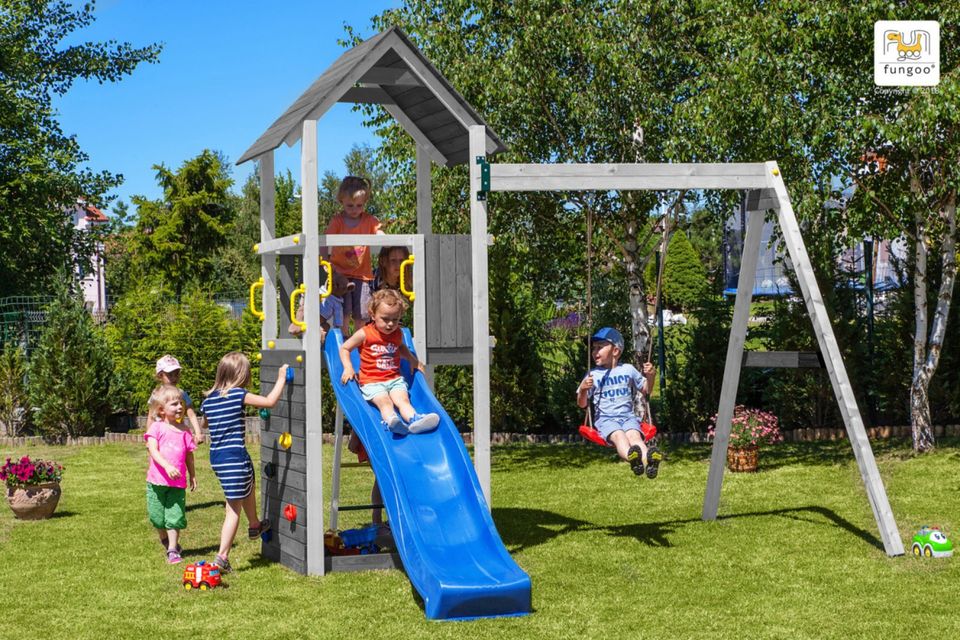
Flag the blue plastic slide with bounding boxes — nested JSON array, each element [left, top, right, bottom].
[[323, 329, 531, 620]]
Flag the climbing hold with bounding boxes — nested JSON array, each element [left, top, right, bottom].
[[253, 243, 259, 252], [259, 408, 271, 420], [267, 340, 275, 349], [293, 235, 300, 244], [284, 504, 297, 522], [772, 167, 780, 176], [286, 367, 295, 383], [255, 352, 262, 362], [296, 355, 303, 363], [278, 432, 292, 449], [263, 462, 276, 478]]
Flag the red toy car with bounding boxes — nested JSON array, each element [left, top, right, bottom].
[[182, 560, 223, 590]]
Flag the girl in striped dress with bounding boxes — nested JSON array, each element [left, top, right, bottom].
[[201, 352, 288, 573]]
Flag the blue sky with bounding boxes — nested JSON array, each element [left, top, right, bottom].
[[57, 0, 399, 212]]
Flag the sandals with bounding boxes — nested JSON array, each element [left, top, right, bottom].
[[214, 554, 233, 574], [646, 446, 663, 479], [627, 445, 645, 477], [248, 518, 272, 540], [166, 549, 183, 564]]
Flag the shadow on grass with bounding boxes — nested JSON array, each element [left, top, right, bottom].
[[494, 504, 882, 552], [49, 510, 77, 519], [182, 543, 223, 556], [186, 500, 224, 513], [491, 443, 621, 471]]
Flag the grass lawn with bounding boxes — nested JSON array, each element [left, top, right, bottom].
[[2, 438, 959, 639]]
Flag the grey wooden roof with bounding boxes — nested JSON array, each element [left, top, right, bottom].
[[237, 27, 506, 167]]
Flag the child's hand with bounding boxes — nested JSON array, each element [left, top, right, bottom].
[[642, 362, 655, 376], [341, 366, 357, 385], [166, 465, 181, 480], [194, 431, 204, 445], [278, 364, 289, 380], [578, 376, 594, 393], [189, 475, 198, 492], [288, 322, 303, 336], [415, 360, 426, 374]]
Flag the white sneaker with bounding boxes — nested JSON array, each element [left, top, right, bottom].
[[407, 413, 439, 434]]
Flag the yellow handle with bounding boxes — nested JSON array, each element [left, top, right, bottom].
[[319, 258, 333, 300], [249, 277, 265, 321], [290, 284, 306, 332], [399, 254, 415, 302]]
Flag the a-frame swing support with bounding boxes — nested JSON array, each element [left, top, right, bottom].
[[481, 156, 904, 557]]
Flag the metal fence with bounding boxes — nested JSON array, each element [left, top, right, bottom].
[[0, 294, 249, 356]]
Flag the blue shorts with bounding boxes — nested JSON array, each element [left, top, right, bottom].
[[360, 376, 407, 401], [596, 416, 641, 442]]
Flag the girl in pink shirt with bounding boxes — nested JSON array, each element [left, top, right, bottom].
[[145, 384, 197, 564]]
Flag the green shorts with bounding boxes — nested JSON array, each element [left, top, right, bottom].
[[146, 483, 187, 530]]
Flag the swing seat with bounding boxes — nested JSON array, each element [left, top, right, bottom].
[[578, 422, 657, 447]]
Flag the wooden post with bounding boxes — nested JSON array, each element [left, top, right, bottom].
[[416, 145, 435, 387], [702, 194, 765, 521], [768, 162, 904, 556], [259, 152, 277, 348], [301, 119, 326, 574], [468, 125, 491, 506]]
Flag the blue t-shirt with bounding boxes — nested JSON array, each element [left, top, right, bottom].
[[587, 363, 646, 422], [200, 387, 247, 462]]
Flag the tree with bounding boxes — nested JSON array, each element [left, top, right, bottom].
[[29, 275, 113, 439], [0, 342, 30, 436], [0, 0, 161, 297], [129, 150, 235, 298], [645, 229, 708, 313]]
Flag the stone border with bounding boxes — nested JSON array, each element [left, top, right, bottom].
[[3, 424, 959, 449]]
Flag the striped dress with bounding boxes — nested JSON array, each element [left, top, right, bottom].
[[201, 387, 253, 500]]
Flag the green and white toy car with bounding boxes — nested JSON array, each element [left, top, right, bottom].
[[912, 526, 953, 558]]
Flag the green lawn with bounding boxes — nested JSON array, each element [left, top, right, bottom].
[[2, 439, 959, 639]]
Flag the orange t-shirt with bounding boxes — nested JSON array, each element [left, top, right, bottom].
[[358, 323, 404, 385], [324, 212, 381, 281]]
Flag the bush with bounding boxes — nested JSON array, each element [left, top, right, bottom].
[[29, 279, 113, 439], [105, 281, 248, 416], [0, 342, 31, 436]]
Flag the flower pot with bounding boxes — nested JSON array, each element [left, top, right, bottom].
[[727, 446, 759, 473], [6, 482, 61, 520]]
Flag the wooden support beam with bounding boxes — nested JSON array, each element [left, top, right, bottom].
[[489, 163, 772, 191], [337, 86, 396, 105], [357, 66, 421, 86], [742, 351, 823, 369]]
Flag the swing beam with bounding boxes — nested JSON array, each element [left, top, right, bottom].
[[480, 160, 904, 557]]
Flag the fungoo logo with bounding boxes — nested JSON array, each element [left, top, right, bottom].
[[875, 21, 939, 86]]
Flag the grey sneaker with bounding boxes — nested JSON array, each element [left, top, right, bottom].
[[645, 446, 663, 479], [627, 445, 645, 477], [408, 413, 439, 434]]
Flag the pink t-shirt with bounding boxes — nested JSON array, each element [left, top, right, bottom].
[[145, 421, 196, 489]]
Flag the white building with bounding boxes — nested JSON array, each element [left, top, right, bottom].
[[68, 201, 108, 315]]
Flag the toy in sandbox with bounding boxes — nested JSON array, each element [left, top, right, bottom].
[[912, 526, 953, 558]]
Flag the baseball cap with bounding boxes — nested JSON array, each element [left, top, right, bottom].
[[156, 355, 181, 374], [590, 327, 624, 351]]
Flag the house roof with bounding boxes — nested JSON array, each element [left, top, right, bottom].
[[84, 204, 107, 222], [237, 26, 507, 168]]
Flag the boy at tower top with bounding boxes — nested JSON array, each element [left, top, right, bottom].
[[323, 176, 384, 332]]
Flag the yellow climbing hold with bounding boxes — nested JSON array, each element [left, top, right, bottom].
[[278, 432, 292, 449]]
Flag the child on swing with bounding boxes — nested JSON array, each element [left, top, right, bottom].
[[576, 327, 662, 478]]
